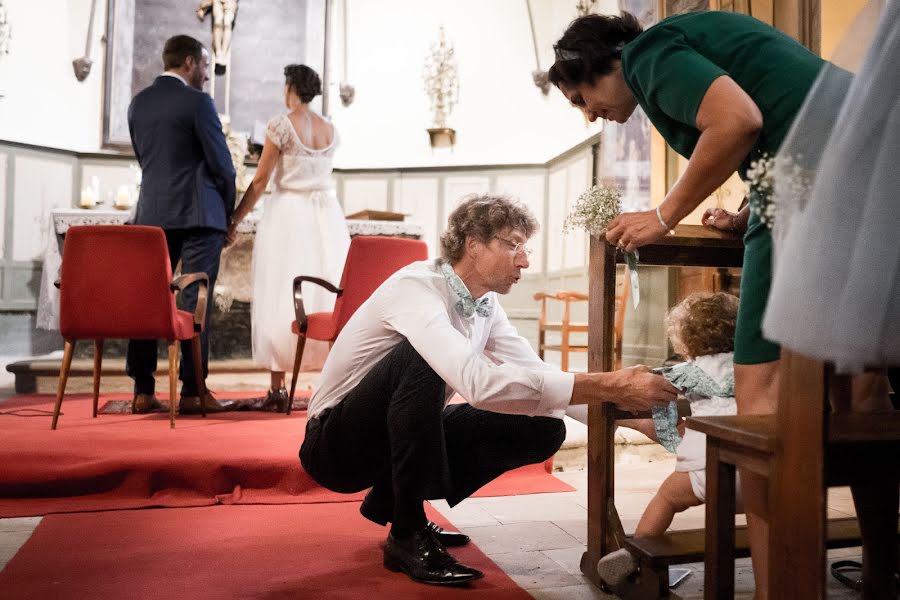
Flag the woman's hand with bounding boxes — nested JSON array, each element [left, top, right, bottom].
[[702, 207, 744, 234], [605, 209, 669, 253]]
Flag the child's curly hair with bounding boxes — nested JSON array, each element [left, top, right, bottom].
[[665, 292, 739, 359]]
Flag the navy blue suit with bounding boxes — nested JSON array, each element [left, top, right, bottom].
[[126, 75, 236, 398]]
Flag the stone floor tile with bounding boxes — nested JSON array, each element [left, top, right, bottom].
[[527, 583, 615, 599], [461, 521, 579, 555], [486, 550, 582, 590], [428, 499, 499, 527]]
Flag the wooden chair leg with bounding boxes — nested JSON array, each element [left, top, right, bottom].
[[287, 335, 306, 416], [51, 339, 76, 430], [92, 339, 103, 418], [190, 336, 207, 418], [167, 341, 178, 429], [704, 442, 736, 599]]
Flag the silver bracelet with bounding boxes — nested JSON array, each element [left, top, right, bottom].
[[655, 206, 670, 231]]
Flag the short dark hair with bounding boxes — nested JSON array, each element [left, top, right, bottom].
[[548, 12, 643, 88], [284, 64, 322, 104], [440, 194, 539, 263], [163, 35, 204, 70]]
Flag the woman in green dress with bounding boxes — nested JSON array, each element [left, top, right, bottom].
[[549, 11, 824, 598]]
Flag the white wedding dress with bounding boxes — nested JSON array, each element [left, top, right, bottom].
[[763, 0, 900, 371], [251, 114, 350, 372]]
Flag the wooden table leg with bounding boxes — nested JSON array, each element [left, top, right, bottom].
[[582, 235, 621, 585], [705, 441, 736, 599]]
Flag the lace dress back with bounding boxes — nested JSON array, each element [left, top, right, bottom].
[[265, 114, 338, 193]]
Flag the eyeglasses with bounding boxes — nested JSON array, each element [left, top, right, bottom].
[[494, 236, 533, 257]]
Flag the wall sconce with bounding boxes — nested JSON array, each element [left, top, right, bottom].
[[423, 26, 459, 150]]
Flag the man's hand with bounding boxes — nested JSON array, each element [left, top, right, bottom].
[[571, 366, 679, 412], [608, 365, 679, 413]]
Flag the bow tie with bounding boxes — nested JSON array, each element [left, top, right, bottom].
[[440, 261, 493, 319]]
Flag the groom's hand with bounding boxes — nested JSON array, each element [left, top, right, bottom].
[[224, 224, 238, 247]]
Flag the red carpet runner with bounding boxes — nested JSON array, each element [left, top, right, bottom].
[[0, 502, 533, 599], [0, 394, 573, 517]]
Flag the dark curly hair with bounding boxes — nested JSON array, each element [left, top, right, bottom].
[[440, 194, 539, 263], [284, 64, 322, 104], [548, 12, 643, 89], [665, 292, 739, 359]]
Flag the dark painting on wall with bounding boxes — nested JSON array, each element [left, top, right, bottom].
[[103, 0, 326, 150]]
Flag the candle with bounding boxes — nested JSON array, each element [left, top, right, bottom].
[[79, 188, 98, 208], [115, 185, 132, 208]]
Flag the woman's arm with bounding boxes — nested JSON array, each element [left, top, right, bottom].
[[225, 138, 280, 245], [606, 76, 762, 252]]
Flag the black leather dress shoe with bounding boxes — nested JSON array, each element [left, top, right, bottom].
[[383, 528, 483, 586], [132, 393, 165, 414], [178, 393, 239, 415], [248, 388, 289, 412], [426, 521, 470, 547]]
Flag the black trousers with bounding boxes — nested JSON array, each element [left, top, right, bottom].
[[299, 339, 566, 531], [126, 227, 224, 397]]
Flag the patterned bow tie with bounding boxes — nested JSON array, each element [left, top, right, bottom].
[[440, 261, 493, 319]]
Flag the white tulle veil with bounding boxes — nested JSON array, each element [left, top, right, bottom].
[[763, 0, 900, 371]]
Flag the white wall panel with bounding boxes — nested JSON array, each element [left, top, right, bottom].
[[0, 153, 7, 259], [546, 167, 567, 273], [12, 156, 73, 261], [394, 177, 439, 257], [564, 156, 590, 270], [495, 173, 545, 273], [442, 176, 490, 225], [341, 177, 389, 216]]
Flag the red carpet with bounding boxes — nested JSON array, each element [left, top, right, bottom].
[[0, 393, 573, 517], [0, 502, 532, 599]]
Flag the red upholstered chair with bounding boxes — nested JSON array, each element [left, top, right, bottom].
[[52, 225, 209, 430], [288, 236, 429, 413]]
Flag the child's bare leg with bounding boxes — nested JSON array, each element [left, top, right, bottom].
[[597, 472, 702, 587], [635, 471, 703, 538], [616, 418, 657, 442]]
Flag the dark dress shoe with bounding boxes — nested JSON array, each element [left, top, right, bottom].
[[248, 388, 289, 412], [426, 521, 470, 547], [132, 393, 165, 414], [178, 393, 239, 415], [383, 528, 483, 586]]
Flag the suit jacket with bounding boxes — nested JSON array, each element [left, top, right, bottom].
[[128, 75, 236, 232]]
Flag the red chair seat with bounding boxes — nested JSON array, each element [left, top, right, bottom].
[[291, 312, 336, 341]]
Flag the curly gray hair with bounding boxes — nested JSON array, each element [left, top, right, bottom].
[[440, 193, 539, 263]]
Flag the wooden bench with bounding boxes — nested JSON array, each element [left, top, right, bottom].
[[614, 517, 869, 600], [581, 225, 744, 586]]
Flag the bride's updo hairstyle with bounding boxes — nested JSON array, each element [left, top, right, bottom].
[[284, 64, 322, 103], [548, 12, 643, 88]]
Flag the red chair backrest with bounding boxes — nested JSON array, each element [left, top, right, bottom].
[[59, 226, 180, 340], [332, 236, 428, 336]]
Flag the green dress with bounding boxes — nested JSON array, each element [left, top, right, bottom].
[[620, 11, 824, 364]]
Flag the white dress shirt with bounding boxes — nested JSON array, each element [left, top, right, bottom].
[[160, 71, 188, 85], [307, 259, 577, 420]]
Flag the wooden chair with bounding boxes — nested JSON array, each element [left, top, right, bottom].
[[534, 276, 629, 372], [690, 352, 900, 599], [52, 226, 209, 430], [288, 236, 428, 413]]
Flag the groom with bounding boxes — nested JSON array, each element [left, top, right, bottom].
[[126, 34, 237, 414]]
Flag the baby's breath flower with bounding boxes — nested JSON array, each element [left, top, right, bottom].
[[563, 184, 622, 235]]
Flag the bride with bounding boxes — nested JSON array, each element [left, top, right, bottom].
[[227, 64, 350, 411]]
